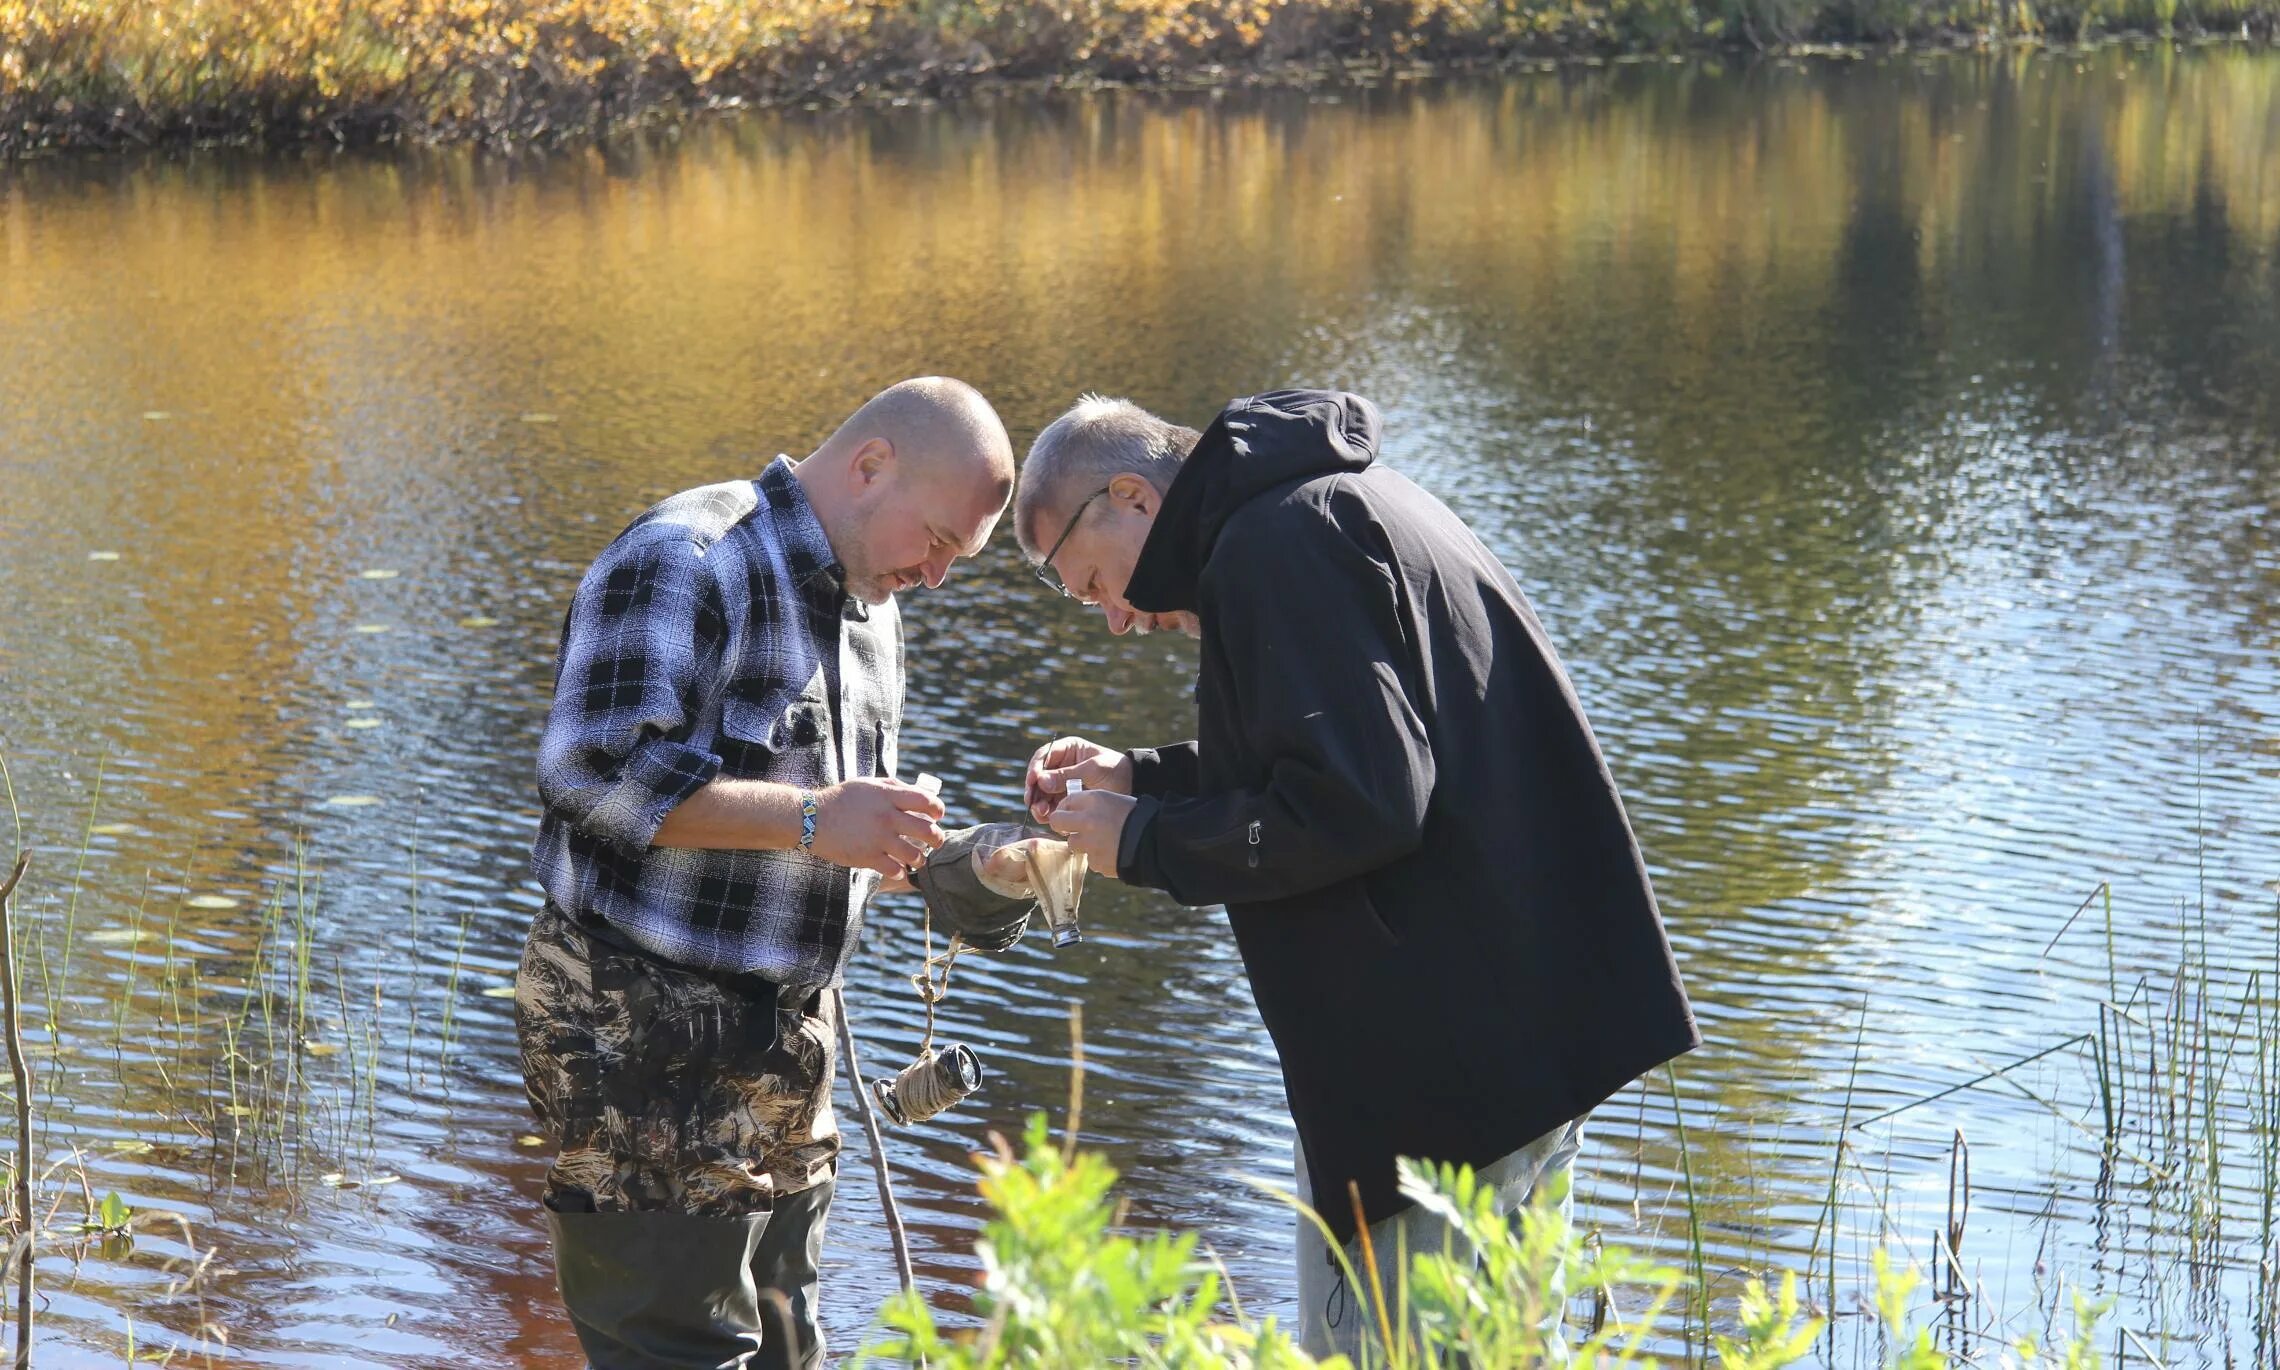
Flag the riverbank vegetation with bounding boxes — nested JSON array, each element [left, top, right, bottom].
[[2, 0, 2274, 156]]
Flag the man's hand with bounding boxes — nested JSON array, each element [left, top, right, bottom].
[[812, 778, 946, 879], [1047, 789, 1137, 880], [1026, 737, 1134, 822]]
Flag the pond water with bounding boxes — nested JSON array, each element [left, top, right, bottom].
[[1, 42, 2276, 1367]]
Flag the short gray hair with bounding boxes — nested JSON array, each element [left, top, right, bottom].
[[1016, 395, 1202, 560]]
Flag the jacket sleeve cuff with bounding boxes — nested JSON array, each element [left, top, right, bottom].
[[585, 739, 722, 855], [1116, 795, 1168, 891]]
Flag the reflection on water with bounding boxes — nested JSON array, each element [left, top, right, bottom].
[[1, 41, 2276, 1366]]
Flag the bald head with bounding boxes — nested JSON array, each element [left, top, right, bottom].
[[796, 377, 1016, 604], [822, 377, 1015, 492]]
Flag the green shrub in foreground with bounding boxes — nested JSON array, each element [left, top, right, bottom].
[[858, 1112, 2110, 1370], [862, 1113, 1319, 1367]]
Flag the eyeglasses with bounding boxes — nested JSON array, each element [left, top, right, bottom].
[[1032, 488, 1109, 600]]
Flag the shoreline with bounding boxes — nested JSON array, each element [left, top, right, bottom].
[[4, 17, 2274, 163]]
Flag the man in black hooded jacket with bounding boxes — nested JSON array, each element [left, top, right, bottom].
[[1017, 389, 1698, 1358]]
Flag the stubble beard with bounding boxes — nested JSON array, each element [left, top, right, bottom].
[[833, 521, 904, 606]]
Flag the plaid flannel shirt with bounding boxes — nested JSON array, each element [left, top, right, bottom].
[[529, 457, 902, 985]]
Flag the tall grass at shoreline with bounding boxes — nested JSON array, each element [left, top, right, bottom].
[[2, 0, 2275, 156], [0, 782, 480, 1363]]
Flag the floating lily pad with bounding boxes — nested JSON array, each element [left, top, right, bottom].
[[480, 984, 519, 999], [515, 1134, 546, 1148], [85, 928, 146, 945], [359, 569, 399, 580], [222, 1104, 256, 1117], [519, 412, 558, 424], [351, 624, 391, 635], [88, 822, 135, 836], [108, 1140, 154, 1156], [344, 717, 385, 730], [142, 411, 170, 421], [322, 795, 382, 808], [302, 1041, 343, 1058], [344, 700, 376, 711], [458, 616, 501, 629], [184, 895, 240, 911], [87, 551, 121, 562]]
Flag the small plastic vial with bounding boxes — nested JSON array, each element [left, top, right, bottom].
[[1036, 779, 1086, 948]]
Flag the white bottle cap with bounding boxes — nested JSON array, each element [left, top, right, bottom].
[[1066, 779, 1084, 795], [913, 773, 943, 797]]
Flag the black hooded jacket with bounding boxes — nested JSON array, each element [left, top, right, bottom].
[[1115, 390, 1699, 1246]]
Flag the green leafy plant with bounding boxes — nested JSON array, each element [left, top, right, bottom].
[[79, 1190, 131, 1236], [1711, 1273, 1824, 1370], [2013, 1293, 2115, 1370], [858, 1112, 1318, 1368], [1865, 1251, 1945, 1370], [1395, 1158, 1684, 1367], [856, 1119, 2108, 1370]]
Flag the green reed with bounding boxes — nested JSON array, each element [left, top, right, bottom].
[[1821, 865, 2280, 1366], [405, 810, 425, 1087], [109, 872, 150, 1056], [51, 751, 107, 1027], [2260, 897, 2280, 1365], [438, 899, 475, 1070], [1663, 1063, 1710, 1369], [158, 891, 182, 1057], [291, 852, 317, 1126], [364, 974, 384, 1165], [334, 963, 359, 1163], [1808, 996, 1868, 1360]]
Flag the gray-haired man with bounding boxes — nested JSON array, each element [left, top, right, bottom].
[[1017, 389, 1698, 1357]]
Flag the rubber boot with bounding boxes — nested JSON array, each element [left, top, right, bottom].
[[547, 1177, 831, 1370]]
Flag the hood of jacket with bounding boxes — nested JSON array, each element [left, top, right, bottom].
[[1125, 389, 1383, 614]]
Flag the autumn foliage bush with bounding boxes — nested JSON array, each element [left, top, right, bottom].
[[2, 0, 2272, 152]]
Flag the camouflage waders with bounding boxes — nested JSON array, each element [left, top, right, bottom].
[[516, 901, 840, 1368]]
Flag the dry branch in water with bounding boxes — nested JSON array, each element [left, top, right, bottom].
[[0, 850, 34, 1370]]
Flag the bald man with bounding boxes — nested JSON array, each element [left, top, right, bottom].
[[517, 378, 1014, 1369]]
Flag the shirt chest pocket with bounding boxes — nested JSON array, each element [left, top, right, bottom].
[[719, 685, 830, 782]]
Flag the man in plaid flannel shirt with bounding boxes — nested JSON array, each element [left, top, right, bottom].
[[516, 377, 1015, 1370]]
